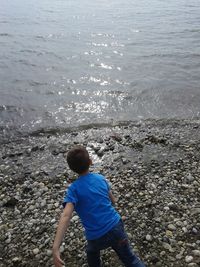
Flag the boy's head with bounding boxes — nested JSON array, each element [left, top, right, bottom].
[[66, 146, 91, 174]]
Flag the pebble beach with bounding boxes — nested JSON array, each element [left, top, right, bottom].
[[0, 119, 200, 267]]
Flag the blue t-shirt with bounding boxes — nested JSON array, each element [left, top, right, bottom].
[[63, 172, 120, 240]]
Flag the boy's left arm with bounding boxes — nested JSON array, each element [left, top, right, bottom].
[[109, 190, 116, 205], [52, 203, 74, 267]]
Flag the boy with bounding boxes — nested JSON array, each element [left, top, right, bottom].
[[52, 146, 146, 267]]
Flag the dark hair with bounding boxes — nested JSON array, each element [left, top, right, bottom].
[[66, 146, 90, 174]]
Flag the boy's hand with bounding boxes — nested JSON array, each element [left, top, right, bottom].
[[53, 249, 64, 267]]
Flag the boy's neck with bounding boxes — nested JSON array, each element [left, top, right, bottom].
[[79, 170, 90, 176]]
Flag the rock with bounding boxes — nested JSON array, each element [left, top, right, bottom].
[[150, 254, 160, 264], [122, 157, 128, 164], [40, 200, 47, 207], [29, 205, 35, 211], [192, 227, 198, 234], [188, 263, 198, 267], [46, 249, 52, 256], [168, 224, 176, 231], [185, 256, 194, 263], [160, 251, 165, 257], [71, 215, 79, 222], [3, 197, 18, 208], [5, 238, 11, 244], [162, 242, 174, 252], [96, 148, 105, 157], [12, 257, 22, 263], [176, 221, 183, 227], [192, 250, 200, 257], [60, 246, 65, 253], [168, 203, 179, 211], [31, 145, 39, 152], [191, 208, 200, 215], [131, 141, 143, 150], [33, 248, 40, 255], [166, 230, 173, 238], [110, 134, 122, 142], [51, 218, 56, 224], [14, 208, 20, 215], [186, 173, 194, 182], [146, 234, 153, 241], [176, 253, 183, 260]]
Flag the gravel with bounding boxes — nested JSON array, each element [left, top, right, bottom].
[[0, 119, 200, 267]]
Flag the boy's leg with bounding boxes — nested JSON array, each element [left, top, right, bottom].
[[86, 240, 101, 267], [86, 228, 114, 267], [112, 241, 145, 267], [109, 220, 146, 267]]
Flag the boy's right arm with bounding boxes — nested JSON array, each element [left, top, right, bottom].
[[52, 203, 74, 267]]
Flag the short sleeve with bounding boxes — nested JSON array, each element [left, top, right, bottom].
[[62, 185, 78, 208]]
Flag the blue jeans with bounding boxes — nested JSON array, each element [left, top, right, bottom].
[[86, 220, 146, 267]]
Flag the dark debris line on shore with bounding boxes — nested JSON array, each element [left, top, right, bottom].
[[0, 119, 200, 267]]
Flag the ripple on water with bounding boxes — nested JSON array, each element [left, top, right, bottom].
[[0, 20, 9, 24], [0, 33, 13, 37]]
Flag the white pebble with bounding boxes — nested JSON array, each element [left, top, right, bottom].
[[185, 256, 193, 263], [146, 234, 152, 241], [33, 248, 39, 255]]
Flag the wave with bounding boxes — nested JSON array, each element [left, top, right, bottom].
[[13, 59, 37, 67], [0, 33, 13, 37], [139, 52, 200, 59], [28, 80, 48, 86], [19, 49, 40, 54], [0, 105, 23, 112]]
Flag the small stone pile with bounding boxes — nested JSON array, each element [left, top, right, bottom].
[[0, 119, 200, 266]]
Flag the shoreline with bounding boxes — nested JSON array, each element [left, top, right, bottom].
[[1, 117, 200, 143], [0, 118, 200, 266]]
